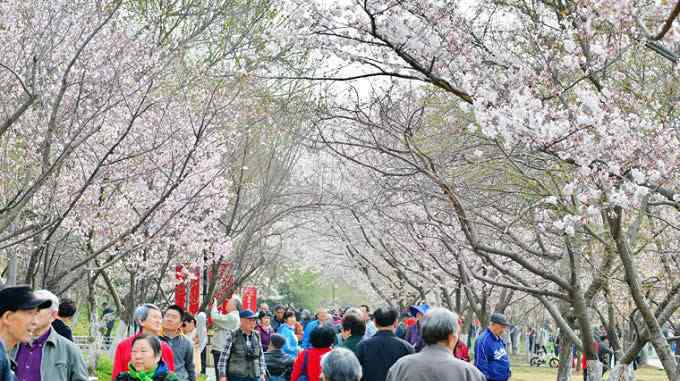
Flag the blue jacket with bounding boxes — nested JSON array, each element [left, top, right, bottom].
[[302, 320, 319, 349], [474, 328, 511, 381], [0, 340, 15, 381], [277, 324, 299, 358]]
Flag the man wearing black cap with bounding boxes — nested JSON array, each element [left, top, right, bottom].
[[0, 286, 51, 381], [217, 310, 266, 381], [474, 313, 512, 381]]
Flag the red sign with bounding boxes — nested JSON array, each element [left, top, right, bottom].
[[242, 287, 257, 312], [175, 265, 187, 308]]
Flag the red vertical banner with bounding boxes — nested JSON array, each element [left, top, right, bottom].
[[189, 266, 200, 315], [242, 287, 257, 312], [175, 264, 187, 309]]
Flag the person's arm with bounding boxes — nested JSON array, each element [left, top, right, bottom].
[[282, 329, 298, 356], [218, 331, 233, 380], [290, 351, 303, 381], [185, 338, 196, 381], [69, 344, 90, 381]]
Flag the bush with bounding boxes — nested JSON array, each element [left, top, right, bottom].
[[96, 355, 113, 381]]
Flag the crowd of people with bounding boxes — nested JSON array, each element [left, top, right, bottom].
[[0, 285, 515, 381]]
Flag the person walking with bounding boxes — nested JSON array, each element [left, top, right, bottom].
[[52, 298, 76, 342], [211, 296, 241, 381], [161, 305, 195, 381], [102, 302, 116, 342], [277, 311, 300, 358], [0, 286, 51, 381], [474, 313, 512, 381], [264, 334, 294, 381], [405, 304, 429, 352], [114, 334, 179, 381], [355, 307, 414, 381], [339, 313, 365, 354], [11, 290, 88, 381], [216, 310, 266, 381], [359, 306, 376, 340], [385, 308, 486, 381], [291, 325, 336, 381], [302, 308, 332, 349], [271, 305, 286, 333], [112, 304, 175, 380]]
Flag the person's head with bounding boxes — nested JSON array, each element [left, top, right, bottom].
[[240, 310, 258, 333], [227, 297, 242, 313], [274, 304, 285, 320], [284, 310, 297, 326], [360, 305, 370, 321], [260, 313, 272, 327], [422, 308, 459, 351], [269, 333, 286, 351], [182, 313, 196, 334], [409, 304, 430, 321], [373, 307, 398, 330], [259, 303, 269, 312], [489, 313, 510, 337], [311, 325, 337, 349], [102, 302, 108, 308], [317, 308, 330, 324], [0, 286, 51, 348], [341, 313, 366, 339], [131, 333, 162, 372], [32, 290, 59, 336], [162, 304, 185, 333], [321, 348, 362, 381], [134, 304, 162, 335], [57, 298, 77, 322]]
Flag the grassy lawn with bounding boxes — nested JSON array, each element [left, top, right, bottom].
[[509, 355, 668, 381]]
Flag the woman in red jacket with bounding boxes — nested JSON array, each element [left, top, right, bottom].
[[291, 325, 337, 381]]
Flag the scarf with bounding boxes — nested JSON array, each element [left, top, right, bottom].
[[127, 364, 157, 381]]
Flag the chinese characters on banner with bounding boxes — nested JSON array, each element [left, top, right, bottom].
[[242, 286, 257, 312]]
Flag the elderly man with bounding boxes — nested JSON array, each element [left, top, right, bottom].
[[0, 286, 51, 381], [474, 313, 512, 381], [217, 310, 266, 381], [302, 308, 333, 349], [321, 348, 362, 381], [112, 303, 175, 379], [12, 290, 88, 381], [386, 308, 486, 381]]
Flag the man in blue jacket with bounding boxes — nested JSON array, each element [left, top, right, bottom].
[[474, 313, 511, 381]]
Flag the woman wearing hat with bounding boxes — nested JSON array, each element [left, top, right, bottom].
[[405, 304, 429, 352]]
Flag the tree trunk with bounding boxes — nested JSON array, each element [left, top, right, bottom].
[[608, 364, 635, 381], [6, 252, 17, 286]]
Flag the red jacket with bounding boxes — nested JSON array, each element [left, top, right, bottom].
[[112, 332, 175, 379], [454, 341, 471, 362], [291, 347, 332, 381]]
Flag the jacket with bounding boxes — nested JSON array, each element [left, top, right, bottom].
[[210, 306, 239, 352], [112, 333, 175, 380], [355, 330, 414, 381], [0, 340, 14, 381], [290, 348, 332, 381], [264, 349, 294, 379], [340, 335, 362, 354], [114, 360, 179, 381], [51, 319, 73, 342], [10, 327, 88, 381], [386, 344, 486, 381], [277, 324, 299, 358], [405, 321, 424, 352], [161, 335, 195, 381], [301, 320, 319, 349], [256, 324, 274, 350], [474, 328, 511, 381]]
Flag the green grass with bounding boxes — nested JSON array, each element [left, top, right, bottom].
[[96, 355, 113, 381], [508, 355, 668, 381]]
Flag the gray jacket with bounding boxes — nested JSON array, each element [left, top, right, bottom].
[[386, 344, 486, 381], [11, 328, 88, 381], [163, 335, 195, 381]]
